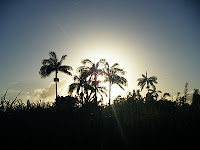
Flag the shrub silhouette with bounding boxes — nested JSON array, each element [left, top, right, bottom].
[[192, 89, 200, 111], [1, 89, 200, 149], [55, 95, 78, 111]]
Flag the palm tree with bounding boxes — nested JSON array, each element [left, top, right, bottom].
[[100, 59, 127, 106], [137, 71, 158, 91], [39, 51, 73, 99], [161, 93, 171, 100], [68, 73, 94, 105], [77, 59, 103, 106], [148, 89, 162, 101]]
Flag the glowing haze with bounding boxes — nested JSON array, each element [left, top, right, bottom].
[[1, 0, 199, 102]]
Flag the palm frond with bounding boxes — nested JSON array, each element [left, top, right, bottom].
[[84, 84, 95, 92], [142, 74, 146, 78], [163, 93, 171, 97], [149, 89, 162, 93], [137, 78, 146, 88], [39, 65, 55, 78], [112, 68, 126, 75], [59, 54, 67, 64], [111, 63, 119, 69], [77, 66, 89, 73], [137, 78, 146, 91], [49, 51, 58, 63], [149, 82, 156, 90], [98, 70, 108, 77], [73, 75, 80, 82], [58, 65, 73, 76], [42, 58, 54, 66], [148, 89, 153, 92], [68, 83, 79, 95], [97, 86, 108, 97], [112, 74, 127, 85], [116, 83, 125, 90], [137, 77, 144, 81], [121, 76, 128, 86], [96, 59, 104, 68], [99, 59, 109, 67], [149, 76, 158, 81], [81, 59, 93, 66]]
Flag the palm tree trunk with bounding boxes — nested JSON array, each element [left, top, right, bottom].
[[81, 86, 84, 105], [94, 73, 97, 107], [56, 81, 58, 99], [94, 86, 97, 106], [55, 70, 58, 99], [109, 81, 111, 106]]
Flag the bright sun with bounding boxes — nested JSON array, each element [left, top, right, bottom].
[[97, 75, 106, 82], [97, 75, 127, 104]]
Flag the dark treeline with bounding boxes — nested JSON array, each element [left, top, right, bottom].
[[1, 51, 200, 149], [1, 89, 200, 149]]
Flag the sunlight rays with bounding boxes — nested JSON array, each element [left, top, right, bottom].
[[111, 105, 127, 148]]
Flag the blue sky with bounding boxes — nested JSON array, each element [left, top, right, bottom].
[[0, 0, 199, 101]]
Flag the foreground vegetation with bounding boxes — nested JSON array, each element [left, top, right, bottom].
[[1, 89, 200, 149]]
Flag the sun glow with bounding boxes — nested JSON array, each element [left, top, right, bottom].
[[98, 75, 127, 105], [97, 73, 128, 104], [97, 75, 106, 82], [67, 39, 139, 103], [99, 83, 127, 105]]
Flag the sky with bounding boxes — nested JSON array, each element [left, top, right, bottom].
[[1, 0, 200, 103]]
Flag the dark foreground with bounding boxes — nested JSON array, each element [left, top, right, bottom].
[[1, 97, 200, 150]]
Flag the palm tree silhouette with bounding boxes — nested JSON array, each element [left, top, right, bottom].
[[39, 51, 73, 99], [137, 71, 158, 91], [100, 59, 127, 106], [68, 73, 94, 105], [77, 59, 103, 106], [148, 89, 162, 101], [161, 93, 171, 100]]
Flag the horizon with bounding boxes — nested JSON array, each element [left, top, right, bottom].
[[1, 0, 199, 103]]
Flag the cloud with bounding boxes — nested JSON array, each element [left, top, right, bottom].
[[25, 79, 69, 102]]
